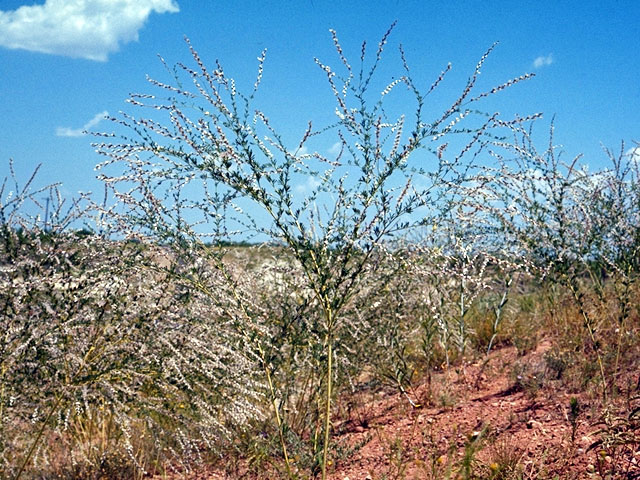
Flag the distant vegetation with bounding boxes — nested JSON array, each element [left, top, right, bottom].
[[1, 25, 638, 479]]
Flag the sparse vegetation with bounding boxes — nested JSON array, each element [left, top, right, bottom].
[[1, 26, 639, 480]]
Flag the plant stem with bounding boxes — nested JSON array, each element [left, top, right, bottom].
[[321, 310, 334, 480], [210, 258, 295, 478], [567, 280, 608, 404], [13, 393, 65, 480], [475, 275, 512, 389], [262, 351, 294, 479], [13, 310, 107, 480]]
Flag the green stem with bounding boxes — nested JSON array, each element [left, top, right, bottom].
[[261, 351, 294, 479], [0, 365, 6, 457], [567, 279, 608, 404], [321, 331, 333, 480], [613, 269, 632, 387], [13, 393, 65, 480], [213, 260, 295, 478]]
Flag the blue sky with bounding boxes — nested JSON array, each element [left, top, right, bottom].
[[1, 0, 639, 203]]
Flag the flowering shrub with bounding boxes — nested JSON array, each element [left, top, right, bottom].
[[91, 24, 537, 478], [1, 167, 264, 478], [4, 25, 637, 480]]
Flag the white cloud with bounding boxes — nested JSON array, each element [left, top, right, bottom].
[[56, 110, 108, 137], [532, 53, 553, 69], [0, 0, 179, 61], [288, 145, 309, 157], [328, 142, 342, 155], [295, 176, 322, 194], [626, 146, 640, 165]]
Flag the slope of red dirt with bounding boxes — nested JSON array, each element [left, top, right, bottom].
[[323, 342, 639, 480], [166, 341, 640, 479]]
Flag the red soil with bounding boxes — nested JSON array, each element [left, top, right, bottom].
[[168, 341, 640, 479], [323, 341, 639, 480]]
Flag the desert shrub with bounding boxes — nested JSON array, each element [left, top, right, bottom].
[[486, 125, 640, 402], [92, 23, 535, 478], [11, 22, 640, 480], [0, 166, 265, 479]]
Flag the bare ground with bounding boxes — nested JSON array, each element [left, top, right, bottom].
[[166, 341, 640, 479]]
